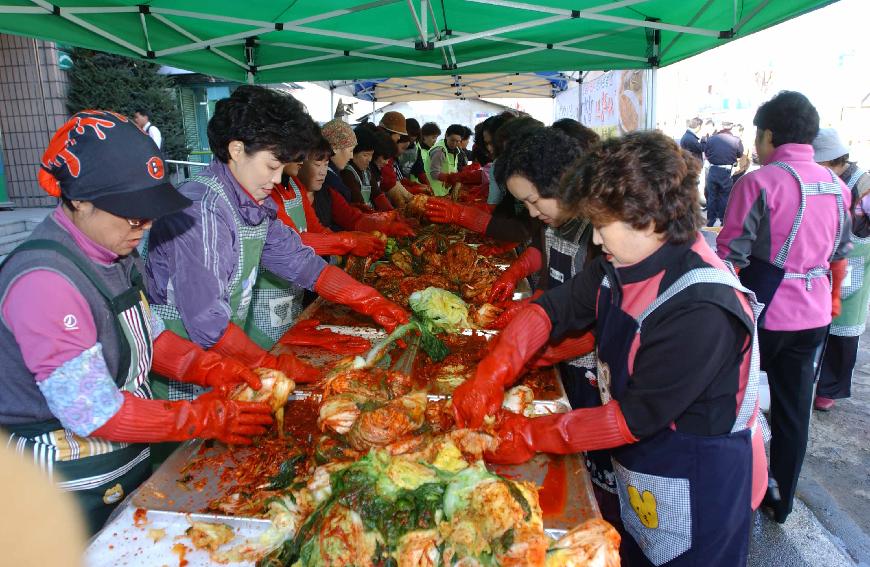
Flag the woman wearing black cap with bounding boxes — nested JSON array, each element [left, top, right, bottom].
[[0, 111, 273, 534]]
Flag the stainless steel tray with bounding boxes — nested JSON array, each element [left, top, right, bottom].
[[86, 505, 268, 567], [132, 438, 599, 532]]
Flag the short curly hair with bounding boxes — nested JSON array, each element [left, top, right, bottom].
[[562, 131, 702, 244], [753, 91, 819, 147], [493, 127, 585, 199], [551, 118, 600, 151], [207, 85, 319, 163], [492, 116, 543, 159]]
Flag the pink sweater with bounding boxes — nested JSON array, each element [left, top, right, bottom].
[[717, 144, 852, 331], [1, 207, 116, 381]]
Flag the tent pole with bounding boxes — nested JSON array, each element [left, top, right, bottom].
[[578, 71, 583, 122], [330, 86, 335, 118]]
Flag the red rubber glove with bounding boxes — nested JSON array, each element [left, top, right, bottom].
[[372, 192, 394, 212], [485, 400, 638, 465], [457, 166, 483, 186], [380, 220, 416, 238], [277, 319, 371, 354], [354, 213, 415, 237], [529, 330, 595, 367], [424, 197, 491, 233], [211, 323, 321, 383], [92, 390, 273, 446], [452, 304, 552, 428], [301, 231, 385, 258], [488, 247, 543, 303], [477, 241, 518, 257], [490, 290, 544, 330], [151, 331, 261, 391], [401, 178, 432, 195], [437, 172, 461, 186], [314, 265, 410, 332], [830, 258, 847, 318]]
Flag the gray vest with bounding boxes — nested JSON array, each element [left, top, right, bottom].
[[0, 214, 143, 425]]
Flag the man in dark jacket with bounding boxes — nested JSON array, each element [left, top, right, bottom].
[[679, 117, 706, 162], [704, 121, 744, 227]]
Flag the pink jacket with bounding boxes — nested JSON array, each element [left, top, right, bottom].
[[717, 143, 852, 331]]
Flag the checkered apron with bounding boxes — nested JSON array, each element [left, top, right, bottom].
[[832, 167, 870, 336], [599, 261, 764, 566], [151, 175, 268, 401]]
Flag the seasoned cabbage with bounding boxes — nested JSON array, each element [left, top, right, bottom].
[[409, 287, 470, 334]]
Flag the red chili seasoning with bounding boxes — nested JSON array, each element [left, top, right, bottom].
[[538, 459, 568, 517]]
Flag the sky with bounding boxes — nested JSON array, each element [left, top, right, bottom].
[[656, 0, 870, 159]]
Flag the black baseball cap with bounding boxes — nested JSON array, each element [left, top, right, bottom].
[[38, 110, 191, 219]]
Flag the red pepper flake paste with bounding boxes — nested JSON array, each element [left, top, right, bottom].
[[132, 508, 148, 528], [538, 458, 568, 517], [172, 542, 189, 567]]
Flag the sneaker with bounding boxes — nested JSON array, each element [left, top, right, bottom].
[[813, 396, 835, 411]]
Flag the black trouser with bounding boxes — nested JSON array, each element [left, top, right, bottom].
[[818, 334, 858, 399], [759, 326, 828, 520], [705, 166, 733, 226]]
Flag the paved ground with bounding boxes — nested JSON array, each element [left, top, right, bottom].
[[798, 326, 870, 566]]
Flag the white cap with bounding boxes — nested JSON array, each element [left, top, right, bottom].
[[812, 128, 849, 163]]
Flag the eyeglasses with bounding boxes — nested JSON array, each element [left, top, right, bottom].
[[126, 217, 151, 228]]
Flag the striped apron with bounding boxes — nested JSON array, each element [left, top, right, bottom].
[[2, 240, 154, 535]]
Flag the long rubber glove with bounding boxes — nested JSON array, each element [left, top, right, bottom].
[[372, 192, 394, 212], [401, 178, 432, 195], [314, 265, 409, 333], [477, 241, 519, 257], [301, 231, 385, 258], [424, 197, 491, 234], [354, 214, 416, 237], [457, 166, 483, 186], [488, 247, 544, 303], [277, 319, 371, 354], [830, 258, 847, 318], [485, 400, 638, 464], [151, 331, 262, 391], [211, 323, 321, 383], [92, 390, 273, 445], [490, 290, 544, 330], [529, 330, 596, 368], [452, 303, 552, 428]]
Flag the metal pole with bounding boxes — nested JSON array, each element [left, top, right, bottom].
[[577, 72, 583, 122], [330, 85, 334, 118]]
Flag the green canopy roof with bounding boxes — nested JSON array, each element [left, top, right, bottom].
[[0, 0, 836, 85]]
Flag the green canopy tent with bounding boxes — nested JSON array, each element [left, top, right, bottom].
[[0, 0, 836, 86]]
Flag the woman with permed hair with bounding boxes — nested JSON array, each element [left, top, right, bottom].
[[145, 86, 408, 403], [453, 131, 767, 567]]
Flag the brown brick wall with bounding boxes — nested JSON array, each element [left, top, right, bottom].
[[0, 33, 69, 208]]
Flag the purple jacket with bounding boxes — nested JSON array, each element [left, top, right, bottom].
[[145, 160, 326, 347], [717, 144, 851, 331]]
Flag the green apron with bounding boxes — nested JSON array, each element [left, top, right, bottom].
[[428, 140, 459, 197], [417, 142, 431, 185], [150, 174, 268, 401], [344, 163, 372, 205], [1, 240, 154, 535], [832, 167, 870, 337], [246, 177, 308, 349]]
